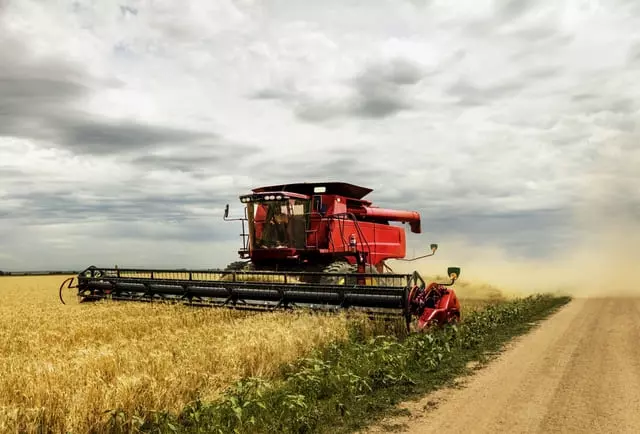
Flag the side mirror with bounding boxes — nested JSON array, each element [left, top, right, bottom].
[[224, 204, 229, 219], [396, 242, 438, 262], [447, 267, 461, 281]]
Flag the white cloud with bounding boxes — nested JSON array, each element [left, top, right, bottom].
[[1, 0, 639, 271]]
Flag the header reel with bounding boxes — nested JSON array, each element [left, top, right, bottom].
[[59, 265, 462, 332]]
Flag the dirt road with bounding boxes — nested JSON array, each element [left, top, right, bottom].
[[366, 297, 640, 433]]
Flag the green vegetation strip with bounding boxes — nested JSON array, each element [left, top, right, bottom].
[[106, 294, 571, 434]]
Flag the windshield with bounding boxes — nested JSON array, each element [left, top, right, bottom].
[[248, 199, 309, 249]]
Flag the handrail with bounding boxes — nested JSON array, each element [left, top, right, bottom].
[[326, 212, 372, 263]]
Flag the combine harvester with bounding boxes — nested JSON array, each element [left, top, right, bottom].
[[59, 182, 461, 332]]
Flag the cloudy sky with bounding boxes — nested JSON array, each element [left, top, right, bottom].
[[1, 0, 638, 272]]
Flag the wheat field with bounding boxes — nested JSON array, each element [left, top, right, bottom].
[[0, 275, 351, 433], [0, 273, 500, 433]]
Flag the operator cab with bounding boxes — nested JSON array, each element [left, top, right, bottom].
[[240, 192, 310, 250], [238, 182, 368, 254]]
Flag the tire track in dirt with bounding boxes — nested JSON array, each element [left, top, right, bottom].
[[364, 297, 640, 434]]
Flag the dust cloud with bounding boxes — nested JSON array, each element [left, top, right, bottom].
[[391, 149, 639, 299], [394, 215, 639, 299]]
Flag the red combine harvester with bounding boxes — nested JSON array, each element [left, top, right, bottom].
[[60, 182, 461, 331]]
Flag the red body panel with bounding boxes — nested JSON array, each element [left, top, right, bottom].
[[242, 183, 419, 268], [326, 220, 406, 267], [249, 215, 407, 267]]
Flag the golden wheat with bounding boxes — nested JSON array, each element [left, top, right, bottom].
[[0, 273, 497, 433], [0, 275, 350, 433]]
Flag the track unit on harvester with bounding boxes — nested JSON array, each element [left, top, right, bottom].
[[59, 182, 462, 331]]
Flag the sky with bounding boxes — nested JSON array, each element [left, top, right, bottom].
[[0, 0, 639, 274]]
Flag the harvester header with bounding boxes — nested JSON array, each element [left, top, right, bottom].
[[60, 181, 462, 331]]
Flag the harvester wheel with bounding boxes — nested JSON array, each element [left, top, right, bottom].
[[224, 261, 253, 271], [320, 261, 356, 285], [320, 261, 380, 286]]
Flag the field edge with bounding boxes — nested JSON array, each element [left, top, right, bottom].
[[102, 294, 571, 434]]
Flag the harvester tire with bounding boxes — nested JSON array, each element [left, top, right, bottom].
[[320, 261, 380, 286], [320, 261, 357, 285], [224, 261, 253, 271]]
